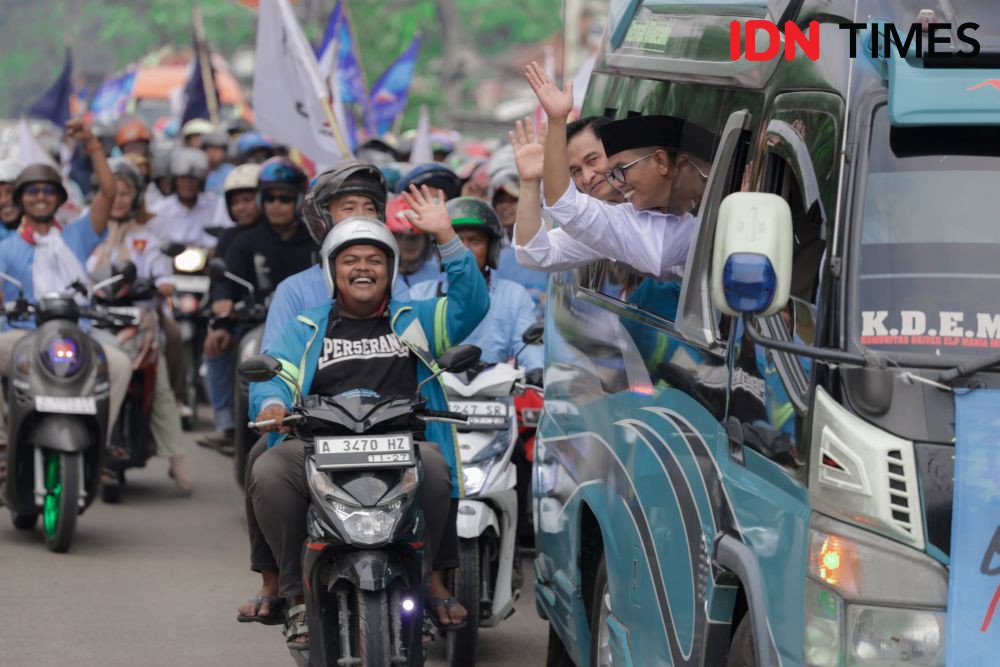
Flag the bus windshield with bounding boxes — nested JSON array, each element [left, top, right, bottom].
[[856, 106, 1000, 359]]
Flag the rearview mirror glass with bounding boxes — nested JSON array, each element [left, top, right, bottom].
[[521, 321, 544, 345], [239, 354, 282, 382], [114, 261, 137, 284], [160, 242, 185, 258], [208, 257, 228, 280], [438, 344, 481, 374]]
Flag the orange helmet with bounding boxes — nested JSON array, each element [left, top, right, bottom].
[[116, 119, 153, 148]]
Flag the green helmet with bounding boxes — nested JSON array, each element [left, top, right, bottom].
[[446, 197, 503, 269]]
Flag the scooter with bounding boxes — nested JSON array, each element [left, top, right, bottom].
[[240, 344, 481, 667], [442, 322, 544, 665], [1, 269, 130, 552]]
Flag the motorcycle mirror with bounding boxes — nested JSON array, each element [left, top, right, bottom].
[[208, 257, 229, 281], [160, 242, 186, 258], [438, 344, 482, 374], [239, 354, 283, 382], [204, 225, 226, 239], [521, 321, 544, 345], [114, 261, 138, 284]]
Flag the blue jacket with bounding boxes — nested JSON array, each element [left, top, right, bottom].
[[262, 263, 413, 351], [409, 274, 543, 371], [496, 246, 547, 319], [250, 237, 490, 497]]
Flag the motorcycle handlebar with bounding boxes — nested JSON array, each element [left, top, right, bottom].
[[247, 414, 305, 429]]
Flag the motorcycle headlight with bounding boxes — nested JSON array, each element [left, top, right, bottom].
[[173, 247, 207, 273], [40, 334, 85, 378], [804, 514, 947, 667], [462, 461, 492, 496], [332, 500, 403, 546], [470, 428, 510, 464]]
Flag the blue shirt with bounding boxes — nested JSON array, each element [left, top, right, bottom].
[[396, 257, 442, 291], [409, 275, 544, 371], [496, 246, 547, 319], [0, 213, 107, 330], [205, 163, 235, 194]]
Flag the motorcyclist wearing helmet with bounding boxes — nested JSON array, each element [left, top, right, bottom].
[[219, 163, 261, 230], [85, 157, 192, 493], [386, 194, 443, 289], [258, 161, 393, 352], [235, 131, 276, 165], [116, 117, 153, 158], [242, 195, 488, 641], [201, 158, 316, 449], [149, 146, 222, 249], [395, 162, 462, 201], [202, 130, 234, 194], [0, 159, 24, 241], [181, 118, 214, 148], [409, 197, 543, 374], [146, 147, 173, 211], [0, 120, 132, 466]]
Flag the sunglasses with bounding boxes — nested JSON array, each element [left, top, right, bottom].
[[262, 193, 295, 204], [604, 152, 657, 188], [24, 185, 58, 197]]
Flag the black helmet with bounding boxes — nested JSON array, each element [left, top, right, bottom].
[[13, 164, 68, 218], [302, 161, 387, 244], [395, 162, 462, 200], [446, 197, 503, 268], [256, 157, 308, 214]]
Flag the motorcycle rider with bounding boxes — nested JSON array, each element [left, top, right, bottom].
[[245, 189, 489, 645], [201, 158, 315, 452], [0, 159, 24, 242], [150, 147, 222, 249], [115, 117, 153, 159], [146, 147, 172, 212], [201, 130, 234, 194], [234, 131, 276, 165], [214, 163, 261, 238], [85, 158, 191, 493], [0, 121, 131, 472], [181, 118, 214, 149], [386, 194, 443, 292]]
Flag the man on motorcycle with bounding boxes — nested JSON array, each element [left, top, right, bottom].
[[85, 158, 191, 493], [115, 118, 153, 159], [201, 130, 234, 194], [201, 158, 315, 451], [0, 159, 24, 242], [243, 189, 489, 647], [149, 147, 222, 249], [0, 121, 132, 467], [213, 163, 261, 249]]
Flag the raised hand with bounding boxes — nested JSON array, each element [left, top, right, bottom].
[[65, 118, 96, 146], [400, 185, 456, 244], [524, 61, 573, 122], [509, 117, 545, 183]]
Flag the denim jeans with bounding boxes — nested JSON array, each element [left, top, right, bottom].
[[205, 349, 236, 432]]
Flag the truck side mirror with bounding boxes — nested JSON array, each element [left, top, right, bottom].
[[710, 192, 793, 317]]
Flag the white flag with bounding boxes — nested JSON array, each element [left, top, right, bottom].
[[253, 0, 347, 167], [409, 105, 433, 166], [17, 118, 58, 169]]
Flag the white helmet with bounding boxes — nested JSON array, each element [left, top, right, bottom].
[[223, 163, 261, 194], [320, 216, 399, 299], [0, 159, 23, 184], [169, 147, 210, 182], [182, 118, 215, 138]]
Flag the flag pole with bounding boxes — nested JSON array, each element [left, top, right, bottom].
[[192, 4, 220, 125], [320, 94, 353, 159]]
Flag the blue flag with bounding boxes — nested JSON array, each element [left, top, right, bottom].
[[182, 34, 219, 125], [317, 0, 368, 149], [367, 36, 421, 136], [28, 50, 73, 127], [90, 68, 137, 124]]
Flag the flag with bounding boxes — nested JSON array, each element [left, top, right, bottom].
[[182, 6, 221, 125], [367, 35, 421, 136], [253, 0, 347, 167], [316, 0, 368, 149], [28, 50, 74, 128], [17, 118, 59, 168], [409, 104, 432, 165], [90, 68, 137, 125]]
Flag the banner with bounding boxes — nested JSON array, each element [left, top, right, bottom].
[[253, 0, 347, 166], [367, 35, 421, 136]]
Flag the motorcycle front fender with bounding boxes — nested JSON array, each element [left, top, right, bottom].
[[31, 414, 95, 453], [457, 499, 499, 539], [320, 549, 402, 592]]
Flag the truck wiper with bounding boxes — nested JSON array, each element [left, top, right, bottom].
[[938, 350, 1000, 384]]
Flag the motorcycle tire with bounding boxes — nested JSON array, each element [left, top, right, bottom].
[[356, 586, 391, 667], [447, 537, 480, 666], [11, 509, 38, 530], [42, 451, 80, 553]]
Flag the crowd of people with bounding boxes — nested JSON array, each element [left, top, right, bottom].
[[0, 58, 717, 650]]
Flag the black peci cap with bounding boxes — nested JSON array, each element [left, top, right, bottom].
[[598, 115, 682, 157], [676, 120, 718, 164]]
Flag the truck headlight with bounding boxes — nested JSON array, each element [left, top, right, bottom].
[[804, 514, 947, 667]]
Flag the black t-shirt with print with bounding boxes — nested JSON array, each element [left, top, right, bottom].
[[312, 314, 418, 398]]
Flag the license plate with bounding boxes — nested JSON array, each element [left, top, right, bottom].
[[450, 401, 509, 427], [173, 274, 210, 293], [35, 396, 97, 415], [314, 434, 414, 469]]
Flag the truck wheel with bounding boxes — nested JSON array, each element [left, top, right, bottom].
[[727, 615, 756, 667], [589, 554, 611, 667], [447, 537, 480, 665], [42, 451, 80, 553]]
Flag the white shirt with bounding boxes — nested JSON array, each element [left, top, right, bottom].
[[514, 213, 604, 272], [149, 192, 225, 248], [86, 222, 175, 287], [542, 182, 699, 279]]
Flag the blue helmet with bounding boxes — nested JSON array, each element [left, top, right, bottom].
[[235, 131, 276, 163], [257, 157, 308, 213], [395, 162, 462, 200]]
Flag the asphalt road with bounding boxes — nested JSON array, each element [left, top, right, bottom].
[[0, 424, 548, 667]]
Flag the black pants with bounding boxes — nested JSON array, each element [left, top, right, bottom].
[[247, 437, 458, 600]]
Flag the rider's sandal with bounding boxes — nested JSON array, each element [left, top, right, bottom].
[[425, 596, 468, 631], [237, 595, 287, 626], [284, 603, 309, 650]]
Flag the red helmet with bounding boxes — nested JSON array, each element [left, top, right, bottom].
[[385, 195, 419, 235], [116, 119, 153, 148]]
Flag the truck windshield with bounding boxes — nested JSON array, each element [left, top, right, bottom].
[[856, 106, 1000, 359]]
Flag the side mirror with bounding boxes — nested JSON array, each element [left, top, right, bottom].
[[161, 242, 186, 258], [204, 225, 226, 239], [438, 344, 481, 374], [521, 321, 544, 345], [239, 355, 283, 382], [208, 257, 229, 281], [114, 261, 137, 284], [710, 192, 792, 317]]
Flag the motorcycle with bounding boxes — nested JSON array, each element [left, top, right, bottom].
[[1, 269, 131, 552], [442, 322, 544, 665], [91, 263, 161, 504], [239, 343, 481, 667]]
